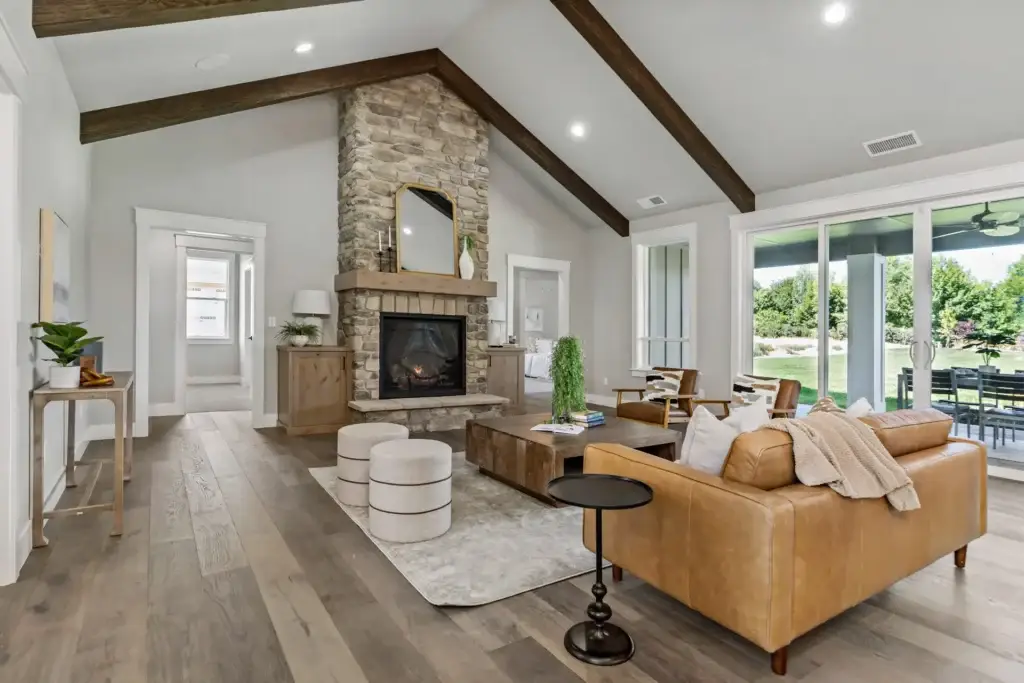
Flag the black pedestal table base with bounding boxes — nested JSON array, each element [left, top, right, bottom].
[[546, 473, 653, 667]]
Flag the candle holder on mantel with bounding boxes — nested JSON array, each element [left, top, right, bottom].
[[376, 229, 397, 273]]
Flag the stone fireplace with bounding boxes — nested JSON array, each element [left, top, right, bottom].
[[379, 312, 466, 399], [334, 73, 506, 431]]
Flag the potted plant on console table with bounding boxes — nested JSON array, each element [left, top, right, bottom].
[[31, 321, 103, 389], [277, 320, 321, 348]]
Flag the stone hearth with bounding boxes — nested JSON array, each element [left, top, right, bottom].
[[348, 395, 507, 433]]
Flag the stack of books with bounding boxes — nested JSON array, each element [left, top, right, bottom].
[[571, 410, 605, 428]]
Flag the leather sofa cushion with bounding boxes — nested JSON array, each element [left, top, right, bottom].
[[858, 408, 952, 457], [723, 408, 953, 490]]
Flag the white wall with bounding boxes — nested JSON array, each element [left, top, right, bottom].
[[758, 137, 1024, 209], [0, 0, 92, 582], [88, 95, 340, 420], [588, 202, 738, 397], [488, 152, 594, 371]]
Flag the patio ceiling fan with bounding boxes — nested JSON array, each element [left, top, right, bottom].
[[936, 202, 1022, 240]]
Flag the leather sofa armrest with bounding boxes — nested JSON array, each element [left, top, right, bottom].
[[582, 443, 795, 653]]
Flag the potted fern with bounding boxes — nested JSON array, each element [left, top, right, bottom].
[[277, 320, 321, 347], [550, 336, 586, 423], [31, 321, 103, 389]]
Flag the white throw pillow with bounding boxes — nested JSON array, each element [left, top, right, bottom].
[[846, 397, 875, 418], [722, 396, 770, 433], [534, 338, 554, 355], [680, 406, 738, 475]]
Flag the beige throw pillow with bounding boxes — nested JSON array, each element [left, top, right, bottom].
[[680, 406, 737, 475]]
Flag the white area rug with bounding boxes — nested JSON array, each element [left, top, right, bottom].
[[309, 451, 600, 607]]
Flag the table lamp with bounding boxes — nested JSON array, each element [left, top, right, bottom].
[[488, 298, 507, 346], [292, 290, 332, 346]]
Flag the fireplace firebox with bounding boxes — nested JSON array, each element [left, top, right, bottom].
[[379, 312, 466, 399]]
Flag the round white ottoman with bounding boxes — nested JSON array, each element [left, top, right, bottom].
[[336, 423, 409, 506], [368, 439, 452, 543]]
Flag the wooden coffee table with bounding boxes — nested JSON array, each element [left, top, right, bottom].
[[465, 413, 682, 506]]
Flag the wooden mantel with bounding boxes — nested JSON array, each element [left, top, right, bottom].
[[334, 270, 497, 298]]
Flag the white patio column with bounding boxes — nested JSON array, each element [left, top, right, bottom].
[[846, 253, 885, 409]]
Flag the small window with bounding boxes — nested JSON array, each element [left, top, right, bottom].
[[186, 256, 231, 340], [631, 224, 696, 374]]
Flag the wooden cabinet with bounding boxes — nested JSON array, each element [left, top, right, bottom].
[[277, 346, 352, 435], [486, 346, 525, 411]]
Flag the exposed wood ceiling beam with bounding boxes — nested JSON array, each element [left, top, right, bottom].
[[432, 53, 628, 236], [550, 0, 755, 213], [33, 0, 364, 38], [79, 49, 629, 234], [80, 50, 437, 143]]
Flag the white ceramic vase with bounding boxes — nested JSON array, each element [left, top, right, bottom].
[[459, 242, 474, 280], [291, 335, 309, 347], [49, 365, 80, 389]]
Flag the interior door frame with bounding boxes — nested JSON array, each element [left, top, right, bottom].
[[506, 254, 570, 340], [135, 209, 269, 434]]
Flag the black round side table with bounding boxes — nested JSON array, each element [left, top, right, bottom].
[[547, 473, 653, 666]]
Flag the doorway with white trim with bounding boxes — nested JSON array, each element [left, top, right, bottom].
[[506, 255, 570, 396], [134, 209, 268, 435]]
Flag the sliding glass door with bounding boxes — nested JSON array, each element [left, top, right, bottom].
[[824, 211, 914, 411]]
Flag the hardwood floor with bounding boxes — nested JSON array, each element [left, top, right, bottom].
[[2, 409, 1024, 682]]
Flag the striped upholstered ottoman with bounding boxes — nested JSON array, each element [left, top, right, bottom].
[[368, 439, 452, 543], [336, 423, 409, 506]]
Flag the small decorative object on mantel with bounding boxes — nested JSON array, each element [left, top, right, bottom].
[[31, 321, 104, 389], [459, 234, 475, 280], [377, 229, 396, 273], [550, 336, 587, 424], [277, 320, 321, 348]]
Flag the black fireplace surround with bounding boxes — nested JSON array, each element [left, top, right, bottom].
[[379, 312, 466, 399]]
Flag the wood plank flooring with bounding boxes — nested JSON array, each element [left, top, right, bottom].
[[2, 408, 1024, 682]]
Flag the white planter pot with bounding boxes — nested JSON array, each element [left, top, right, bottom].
[[49, 365, 80, 389], [979, 364, 998, 373], [291, 335, 309, 347], [459, 246, 474, 280]]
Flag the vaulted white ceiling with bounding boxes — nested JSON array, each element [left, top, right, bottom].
[[51, 0, 1024, 227]]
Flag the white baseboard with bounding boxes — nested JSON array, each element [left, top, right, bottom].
[[150, 402, 184, 417], [252, 412, 278, 429], [586, 393, 617, 408], [988, 465, 1024, 482], [187, 375, 242, 385]]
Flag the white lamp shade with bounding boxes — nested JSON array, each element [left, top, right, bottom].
[[293, 289, 331, 316], [489, 298, 506, 322]]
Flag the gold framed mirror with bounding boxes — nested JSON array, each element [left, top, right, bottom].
[[396, 183, 458, 276]]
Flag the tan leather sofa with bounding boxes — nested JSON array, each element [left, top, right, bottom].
[[582, 409, 987, 676]]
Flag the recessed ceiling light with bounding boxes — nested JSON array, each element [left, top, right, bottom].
[[294, 42, 314, 54], [568, 121, 588, 140], [194, 53, 230, 71], [822, 2, 848, 25], [402, 227, 412, 235]]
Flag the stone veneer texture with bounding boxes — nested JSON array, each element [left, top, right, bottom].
[[350, 404, 505, 434], [337, 75, 491, 401]]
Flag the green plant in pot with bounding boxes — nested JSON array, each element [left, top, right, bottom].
[[31, 321, 103, 389], [277, 320, 321, 347], [550, 336, 586, 423], [964, 329, 1016, 371]]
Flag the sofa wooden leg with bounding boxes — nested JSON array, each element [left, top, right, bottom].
[[611, 565, 623, 582], [954, 545, 968, 569], [770, 647, 788, 676]]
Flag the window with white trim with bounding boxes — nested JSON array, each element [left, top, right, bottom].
[[186, 255, 231, 340], [632, 224, 696, 373]]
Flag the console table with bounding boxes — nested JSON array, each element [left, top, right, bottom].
[[30, 371, 134, 548]]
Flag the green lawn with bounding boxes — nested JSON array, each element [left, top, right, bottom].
[[754, 347, 1024, 410]]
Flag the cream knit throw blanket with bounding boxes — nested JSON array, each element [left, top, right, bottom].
[[764, 412, 920, 511]]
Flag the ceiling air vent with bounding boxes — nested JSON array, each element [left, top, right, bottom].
[[863, 130, 922, 158], [637, 195, 667, 210]]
